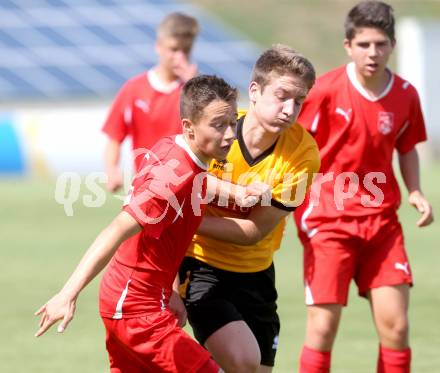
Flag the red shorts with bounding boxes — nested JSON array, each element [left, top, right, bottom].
[[298, 212, 412, 305], [102, 310, 213, 373]]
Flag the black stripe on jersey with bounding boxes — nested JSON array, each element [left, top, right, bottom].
[[271, 198, 296, 212], [237, 115, 277, 166]]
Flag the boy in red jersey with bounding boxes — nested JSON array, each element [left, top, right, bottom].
[[103, 12, 199, 192], [294, 2, 434, 372], [34, 75, 238, 373]]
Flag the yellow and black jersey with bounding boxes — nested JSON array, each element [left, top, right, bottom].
[[186, 110, 320, 272]]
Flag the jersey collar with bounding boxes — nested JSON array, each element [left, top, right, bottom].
[[346, 62, 394, 102], [147, 69, 180, 94], [237, 115, 277, 167], [175, 135, 208, 170]]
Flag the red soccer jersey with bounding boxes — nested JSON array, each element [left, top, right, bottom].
[[99, 135, 208, 319], [102, 70, 183, 170], [295, 63, 427, 226]]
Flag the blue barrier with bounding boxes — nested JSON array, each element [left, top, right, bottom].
[[0, 117, 25, 174]]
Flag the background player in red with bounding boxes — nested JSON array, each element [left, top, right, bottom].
[[293, 2, 434, 372], [34, 75, 238, 373], [103, 12, 199, 192]]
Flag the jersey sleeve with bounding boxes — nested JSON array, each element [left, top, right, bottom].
[[297, 83, 328, 134], [123, 185, 170, 239], [271, 145, 320, 211], [122, 155, 190, 239], [395, 88, 428, 154], [102, 80, 133, 143]]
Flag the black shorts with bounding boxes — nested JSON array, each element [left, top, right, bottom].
[[179, 257, 280, 367]]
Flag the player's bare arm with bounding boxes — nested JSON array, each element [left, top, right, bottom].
[[398, 148, 434, 227], [104, 138, 123, 192], [197, 204, 291, 245], [206, 174, 271, 207], [34, 211, 141, 337], [169, 274, 187, 327]]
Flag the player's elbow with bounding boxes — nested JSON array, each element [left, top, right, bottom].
[[240, 227, 264, 245]]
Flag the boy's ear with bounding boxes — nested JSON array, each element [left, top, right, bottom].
[[182, 118, 195, 137], [343, 39, 352, 57], [155, 39, 161, 55], [249, 81, 259, 103]]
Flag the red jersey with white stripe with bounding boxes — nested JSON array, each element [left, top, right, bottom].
[[102, 70, 183, 170], [99, 135, 208, 319], [295, 63, 426, 227]]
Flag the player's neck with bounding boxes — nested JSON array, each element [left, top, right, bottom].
[[356, 68, 391, 99], [152, 65, 179, 85], [183, 134, 211, 165], [242, 112, 278, 159]]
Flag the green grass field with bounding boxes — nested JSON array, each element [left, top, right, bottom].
[[1, 163, 438, 372]]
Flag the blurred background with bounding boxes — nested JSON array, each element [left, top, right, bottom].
[[1, 0, 438, 372]]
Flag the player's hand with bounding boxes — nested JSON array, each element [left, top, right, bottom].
[[169, 290, 187, 327], [34, 293, 76, 337], [106, 167, 123, 193], [246, 181, 272, 204], [172, 51, 198, 82], [408, 190, 434, 227], [236, 182, 272, 207]]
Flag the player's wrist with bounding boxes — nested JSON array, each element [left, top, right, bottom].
[[57, 288, 78, 304], [106, 165, 121, 174], [408, 189, 423, 198]]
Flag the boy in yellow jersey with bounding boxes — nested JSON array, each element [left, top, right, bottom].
[[179, 45, 320, 372]]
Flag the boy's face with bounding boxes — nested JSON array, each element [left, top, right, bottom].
[[344, 27, 395, 79], [186, 99, 237, 162], [156, 36, 192, 77], [250, 73, 308, 134]]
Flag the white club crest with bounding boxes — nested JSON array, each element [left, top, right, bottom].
[[378, 112, 394, 135]]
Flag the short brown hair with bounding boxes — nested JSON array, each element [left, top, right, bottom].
[[157, 12, 199, 49], [251, 44, 316, 90], [345, 1, 395, 42], [180, 75, 237, 123]]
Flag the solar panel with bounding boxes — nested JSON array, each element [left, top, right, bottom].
[[0, 0, 260, 101]]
